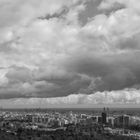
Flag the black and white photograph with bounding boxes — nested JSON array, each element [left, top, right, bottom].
[[0, 0, 140, 139]]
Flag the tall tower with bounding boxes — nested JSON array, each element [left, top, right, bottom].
[[102, 107, 107, 124]]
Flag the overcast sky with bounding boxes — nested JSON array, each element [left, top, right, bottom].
[[0, 0, 140, 108]]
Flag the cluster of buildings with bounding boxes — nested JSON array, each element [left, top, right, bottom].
[[85, 108, 140, 129], [0, 109, 140, 128], [0, 108, 140, 139]]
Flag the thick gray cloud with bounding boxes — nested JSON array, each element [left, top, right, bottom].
[[0, 0, 140, 106], [65, 51, 140, 91]]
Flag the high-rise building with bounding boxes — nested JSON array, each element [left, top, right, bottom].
[[123, 115, 130, 127], [102, 112, 107, 124], [102, 108, 107, 124]]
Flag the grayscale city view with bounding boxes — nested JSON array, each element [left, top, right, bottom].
[[0, 108, 140, 140], [0, 0, 140, 139]]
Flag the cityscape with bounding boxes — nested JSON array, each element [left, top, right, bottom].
[[0, 108, 140, 140], [0, 0, 140, 139]]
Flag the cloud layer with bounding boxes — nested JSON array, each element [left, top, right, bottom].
[[1, 88, 140, 108], [0, 0, 140, 106]]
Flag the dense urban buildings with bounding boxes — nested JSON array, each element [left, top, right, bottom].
[[0, 108, 140, 140]]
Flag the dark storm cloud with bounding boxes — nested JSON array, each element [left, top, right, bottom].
[[2, 50, 140, 98], [0, 65, 91, 98], [33, 69, 91, 97], [66, 51, 140, 92]]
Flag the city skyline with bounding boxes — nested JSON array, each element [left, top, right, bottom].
[[0, 0, 140, 108]]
